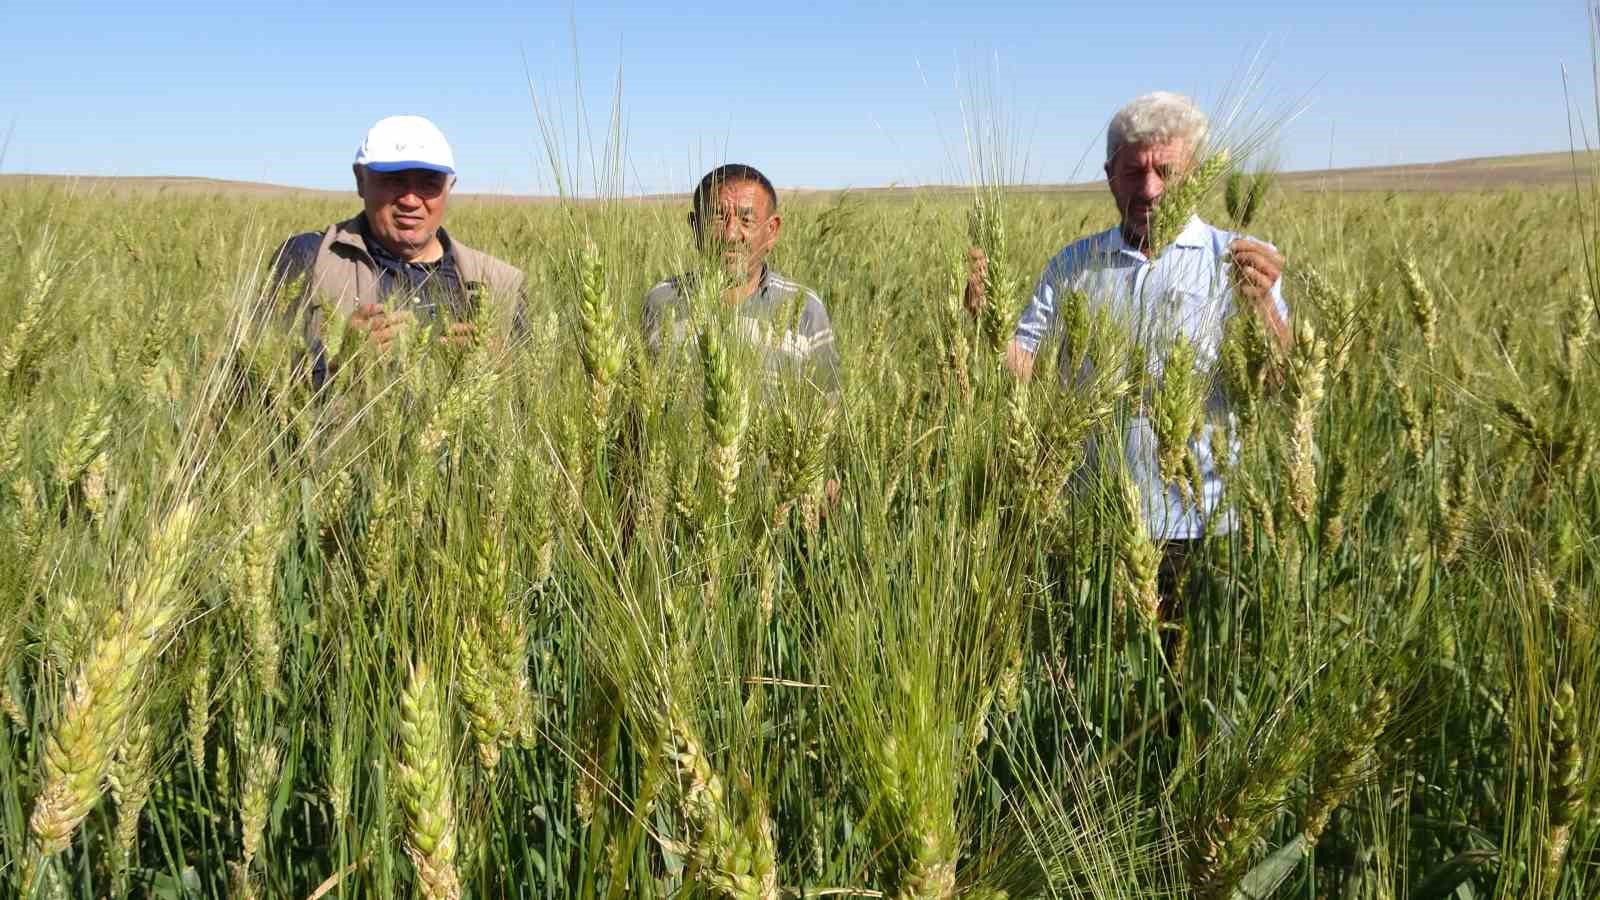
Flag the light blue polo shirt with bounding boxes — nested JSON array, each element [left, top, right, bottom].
[[1014, 215, 1288, 541]]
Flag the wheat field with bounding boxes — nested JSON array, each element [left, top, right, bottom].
[[0, 170, 1595, 899]]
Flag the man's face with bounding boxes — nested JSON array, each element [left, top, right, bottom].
[[690, 179, 780, 283], [355, 166, 452, 260], [1105, 140, 1193, 246]]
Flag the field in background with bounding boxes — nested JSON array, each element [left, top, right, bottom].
[[0, 174, 1595, 899]]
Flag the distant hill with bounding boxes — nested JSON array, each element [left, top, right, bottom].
[[792, 151, 1600, 198], [1274, 150, 1599, 192], [3, 151, 1598, 201], [0, 174, 344, 198]]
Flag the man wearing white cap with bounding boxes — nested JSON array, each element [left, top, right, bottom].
[[269, 115, 525, 387]]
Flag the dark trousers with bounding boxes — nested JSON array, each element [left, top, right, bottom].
[[1157, 539, 1200, 673], [1157, 539, 1200, 740]]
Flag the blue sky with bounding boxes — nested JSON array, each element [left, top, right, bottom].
[[1, 2, 1595, 195]]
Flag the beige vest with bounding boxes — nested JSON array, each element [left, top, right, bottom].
[[299, 217, 525, 344]]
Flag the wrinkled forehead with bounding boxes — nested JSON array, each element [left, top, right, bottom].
[[367, 166, 451, 186], [704, 179, 771, 214], [1111, 140, 1194, 169]]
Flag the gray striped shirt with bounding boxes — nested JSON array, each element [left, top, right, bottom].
[[642, 266, 840, 395]]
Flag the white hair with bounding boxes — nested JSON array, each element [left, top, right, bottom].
[[1106, 92, 1209, 164]]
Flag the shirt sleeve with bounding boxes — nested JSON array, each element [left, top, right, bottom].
[[266, 233, 320, 319], [505, 288, 530, 341], [640, 283, 675, 355], [1013, 274, 1055, 354], [1014, 249, 1076, 355], [798, 294, 841, 397], [260, 232, 325, 386], [268, 230, 318, 301]]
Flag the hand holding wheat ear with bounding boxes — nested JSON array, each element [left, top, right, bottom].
[[1227, 240, 1290, 349], [1227, 240, 1283, 301], [348, 302, 414, 352], [963, 247, 988, 317], [438, 321, 477, 348]]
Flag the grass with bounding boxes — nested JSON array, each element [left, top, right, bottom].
[[0, 174, 1594, 900]]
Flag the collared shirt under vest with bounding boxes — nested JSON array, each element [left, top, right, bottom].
[[269, 215, 525, 386]]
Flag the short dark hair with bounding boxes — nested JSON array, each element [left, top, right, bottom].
[[692, 164, 778, 215]]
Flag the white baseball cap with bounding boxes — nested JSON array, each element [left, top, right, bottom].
[[354, 115, 456, 175]]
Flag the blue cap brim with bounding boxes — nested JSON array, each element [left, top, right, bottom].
[[364, 160, 455, 175]]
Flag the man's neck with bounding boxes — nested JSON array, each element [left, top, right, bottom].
[[392, 238, 445, 264], [1120, 223, 1150, 255], [360, 216, 446, 264], [722, 266, 765, 307]]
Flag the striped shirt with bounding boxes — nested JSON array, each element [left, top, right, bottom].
[[642, 266, 840, 395], [1015, 215, 1288, 541]]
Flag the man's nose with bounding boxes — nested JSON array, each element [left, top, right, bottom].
[[1140, 172, 1164, 200], [720, 218, 742, 242]]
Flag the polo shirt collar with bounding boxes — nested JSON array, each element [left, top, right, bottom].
[[753, 265, 782, 300], [1109, 213, 1209, 260], [1171, 214, 1211, 249], [681, 264, 778, 305]]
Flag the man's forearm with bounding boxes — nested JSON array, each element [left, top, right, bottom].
[[1257, 298, 1291, 352]]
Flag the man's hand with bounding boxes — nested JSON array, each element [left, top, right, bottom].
[[971, 251, 1039, 381], [440, 321, 478, 348], [807, 477, 844, 527], [349, 303, 412, 353], [1004, 338, 1036, 381], [1227, 239, 1283, 304], [1227, 239, 1291, 350], [965, 247, 989, 317]]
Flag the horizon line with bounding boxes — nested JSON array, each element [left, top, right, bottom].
[[2, 149, 1594, 199]]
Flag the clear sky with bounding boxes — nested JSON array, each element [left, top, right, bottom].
[[1, 2, 1595, 196]]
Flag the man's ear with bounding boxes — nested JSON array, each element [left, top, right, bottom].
[[353, 164, 366, 198], [767, 213, 782, 243]]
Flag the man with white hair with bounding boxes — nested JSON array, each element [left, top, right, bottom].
[[269, 115, 526, 387], [1001, 91, 1288, 380], [976, 91, 1291, 624]]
